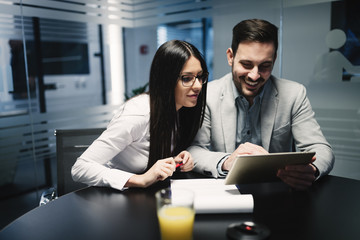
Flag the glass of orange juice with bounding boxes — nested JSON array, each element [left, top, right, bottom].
[[156, 188, 195, 240]]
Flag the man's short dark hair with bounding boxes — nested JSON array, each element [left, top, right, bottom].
[[231, 19, 278, 55]]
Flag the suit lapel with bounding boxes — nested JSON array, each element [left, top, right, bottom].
[[261, 79, 278, 151], [220, 76, 236, 152]]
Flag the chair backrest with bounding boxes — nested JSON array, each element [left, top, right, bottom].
[[55, 128, 105, 196]]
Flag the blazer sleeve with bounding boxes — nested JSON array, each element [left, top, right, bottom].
[[289, 84, 335, 177], [188, 104, 230, 178], [268, 78, 334, 178]]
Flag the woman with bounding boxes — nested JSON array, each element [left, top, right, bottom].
[[71, 40, 208, 190]]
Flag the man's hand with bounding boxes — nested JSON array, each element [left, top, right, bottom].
[[277, 156, 318, 190], [222, 142, 269, 171]]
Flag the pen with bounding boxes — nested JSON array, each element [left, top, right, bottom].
[[176, 162, 184, 168]]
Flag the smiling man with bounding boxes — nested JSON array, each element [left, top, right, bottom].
[[188, 19, 334, 190]]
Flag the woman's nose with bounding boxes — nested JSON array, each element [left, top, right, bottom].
[[192, 77, 202, 90]]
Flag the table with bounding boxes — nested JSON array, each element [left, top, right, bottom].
[[0, 175, 359, 240]]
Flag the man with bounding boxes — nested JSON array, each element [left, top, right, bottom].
[[188, 19, 334, 190]]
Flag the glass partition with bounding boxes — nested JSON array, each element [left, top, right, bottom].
[[280, 0, 359, 180], [0, 1, 125, 225], [300, 1, 360, 180], [0, 13, 39, 198]]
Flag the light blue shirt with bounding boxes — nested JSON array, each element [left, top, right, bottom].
[[233, 82, 266, 148], [217, 80, 270, 176]]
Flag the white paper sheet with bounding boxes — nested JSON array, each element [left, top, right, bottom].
[[170, 179, 253, 214]]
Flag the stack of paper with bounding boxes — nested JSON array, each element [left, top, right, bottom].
[[170, 179, 253, 214]]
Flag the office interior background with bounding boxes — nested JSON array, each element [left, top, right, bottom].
[[0, 0, 359, 229]]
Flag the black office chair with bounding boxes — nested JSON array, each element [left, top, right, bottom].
[[39, 128, 106, 205], [55, 128, 105, 196]]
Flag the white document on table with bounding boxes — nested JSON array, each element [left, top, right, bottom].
[[170, 179, 253, 214]]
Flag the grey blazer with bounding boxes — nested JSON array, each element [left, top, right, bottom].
[[188, 73, 334, 178]]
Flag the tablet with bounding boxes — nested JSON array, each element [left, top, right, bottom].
[[224, 152, 315, 185]]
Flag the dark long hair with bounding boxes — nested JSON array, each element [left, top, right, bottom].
[[147, 40, 208, 169], [231, 19, 278, 56]]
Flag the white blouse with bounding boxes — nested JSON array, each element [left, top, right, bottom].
[[71, 94, 151, 191]]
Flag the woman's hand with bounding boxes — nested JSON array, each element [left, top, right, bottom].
[[174, 151, 194, 172], [126, 157, 176, 188]]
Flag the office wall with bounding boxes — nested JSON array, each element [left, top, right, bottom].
[[282, 3, 331, 85], [124, 26, 157, 97]]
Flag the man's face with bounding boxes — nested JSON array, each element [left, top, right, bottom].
[[227, 41, 276, 105]]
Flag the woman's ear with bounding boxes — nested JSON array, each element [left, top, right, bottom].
[[226, 48, 234, 66]]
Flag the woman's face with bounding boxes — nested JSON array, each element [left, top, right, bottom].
[[175, 56, 203, 111]]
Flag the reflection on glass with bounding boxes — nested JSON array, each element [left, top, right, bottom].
[[0, 17, 106, 201], [312, 29, 360, 83], [306, 0, 360, 181]]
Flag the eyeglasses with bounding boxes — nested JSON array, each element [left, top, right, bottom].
[[179, 72, 208, 87]]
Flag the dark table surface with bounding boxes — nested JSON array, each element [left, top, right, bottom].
[[0, 175, 359, 240]]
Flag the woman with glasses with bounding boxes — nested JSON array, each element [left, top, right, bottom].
[[72, 40, 208, 190]]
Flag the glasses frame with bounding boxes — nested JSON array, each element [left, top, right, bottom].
[[179, 72, 208, 87]]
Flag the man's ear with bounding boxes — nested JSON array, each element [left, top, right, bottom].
[[226, 48, 234, 66]]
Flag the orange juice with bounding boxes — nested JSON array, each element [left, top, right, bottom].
[[157, 206, 195, 240]]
